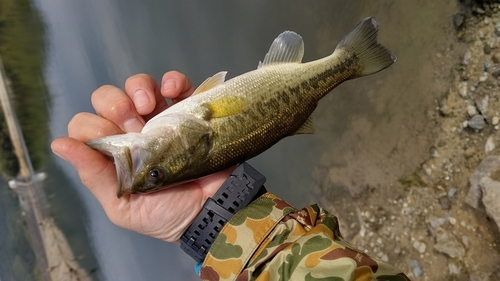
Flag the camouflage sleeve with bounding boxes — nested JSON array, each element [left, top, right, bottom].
[[200, 193, 410, 281]]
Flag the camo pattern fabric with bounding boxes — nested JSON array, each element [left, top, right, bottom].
[[200, 193, 410, 281]]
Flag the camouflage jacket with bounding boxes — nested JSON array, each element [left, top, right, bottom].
[[200, 193, 410, 281]]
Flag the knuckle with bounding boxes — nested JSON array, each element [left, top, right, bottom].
[[92, 85, 115, 99], [92, 121, 113, 139], [125, 73, 154, 90], [68, 113, 89, 137], [127, 73, 150, 82], [107, 99, 135, 120]]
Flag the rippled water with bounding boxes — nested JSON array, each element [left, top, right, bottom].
[[29, 1, 459, 280]]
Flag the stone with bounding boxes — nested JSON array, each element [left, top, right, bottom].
[[470, 273, 489, 281], [479, 72, 488, 82], [495, 22, 500, 36], [492, 116, 499, 125], [412, 240, 426, 254], [462, 236, 469, 248], [491, 67, 500, 79], [430, 146, 440, 158], [484, 61, 492, 71], [453, 13, 466, 31], [439, 197, 451, 210], [492, 67, 500, 78], [458, 81, 468, 97], [410, 260, 423, 277], [485, 136, 495, 153], [484, 5, 492, 17], [428, 216, 446, 237], [462, 50, 472, 65], [480, 177, 500, 233], [474, 6, 485, 15], [448, 217, 457, 225], [468, 115, 486, 130], [448, 188, 457, 199], [466, 155, 500, 211], [461, 71, 469, 81], [448, 262, 461, 275], [493, 54, 500, 64], [484, 44, 492, 55], [476, 95, 489, 115], [433, 227, 465, 258], [467, 104, 478, 116], [464, 147, 476, 158]]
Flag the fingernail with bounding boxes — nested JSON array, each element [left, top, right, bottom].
[[133, 89, 149, 109], [163, 78, 176, 90], [123, 117, 144, 133]]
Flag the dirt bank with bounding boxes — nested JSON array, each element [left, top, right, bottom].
[[311, 2, 500, 280]]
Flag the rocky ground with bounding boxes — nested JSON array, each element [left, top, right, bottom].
[[310, 2, 500, 281]]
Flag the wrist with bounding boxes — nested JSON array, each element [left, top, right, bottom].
[[180, 162, 267, 263]]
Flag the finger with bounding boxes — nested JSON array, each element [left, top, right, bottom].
[[161, 71, 194, 103], [124, 73, 167, 116], [68, 112, 122, 142], [91, 85, 145, 133]]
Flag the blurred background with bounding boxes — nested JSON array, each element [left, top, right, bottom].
[[0, 0, 460, 280]]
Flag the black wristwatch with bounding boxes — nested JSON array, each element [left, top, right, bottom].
[[180, 162, 267, 263]]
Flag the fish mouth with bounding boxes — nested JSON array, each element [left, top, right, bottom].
[[110, 146, 135, 198], [87, 136, 135, 198]]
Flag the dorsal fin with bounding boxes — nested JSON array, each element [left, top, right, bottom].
[[258, 31, 304, 68], [192, 71, 227, 95]]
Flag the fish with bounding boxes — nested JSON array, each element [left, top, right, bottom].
[[88, 17, 396, 198]]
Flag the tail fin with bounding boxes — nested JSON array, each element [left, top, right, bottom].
[[336, 17, 396, 76]]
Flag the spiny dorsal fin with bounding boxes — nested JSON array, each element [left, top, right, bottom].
[[293, 116, 315, 135], [205, 96, 247, 118], [258, 31, 304, 68], [192, 71, 227, 95]]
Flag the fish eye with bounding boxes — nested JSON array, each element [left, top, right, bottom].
[[148, 167, 165, 183]]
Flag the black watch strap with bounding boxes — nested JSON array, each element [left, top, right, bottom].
[[180, 162, 267, 263]]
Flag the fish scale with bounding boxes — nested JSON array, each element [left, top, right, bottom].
[[204, 58, 354, 163], [87, 17, 396, 197]]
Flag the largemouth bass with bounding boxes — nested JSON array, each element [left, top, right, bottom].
[[88, 17, 396, 197]]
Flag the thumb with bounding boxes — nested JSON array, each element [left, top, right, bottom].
[[51, 137, 117, 200]]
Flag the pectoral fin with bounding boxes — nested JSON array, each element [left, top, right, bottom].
[[192, 71, 227, 95], [293, 116, 315, 135], [205, 96, 247, 118]]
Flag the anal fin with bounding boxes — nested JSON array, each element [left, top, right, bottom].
[[293, 116, 315, 135]]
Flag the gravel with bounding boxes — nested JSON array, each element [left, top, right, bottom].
[[468, 114, 486, 130]]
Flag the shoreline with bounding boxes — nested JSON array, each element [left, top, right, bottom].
[[309, 3, 500, 280], [0, 56, 92, 281]]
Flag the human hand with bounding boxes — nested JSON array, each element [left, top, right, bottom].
[[51, 71, 234, 242]]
